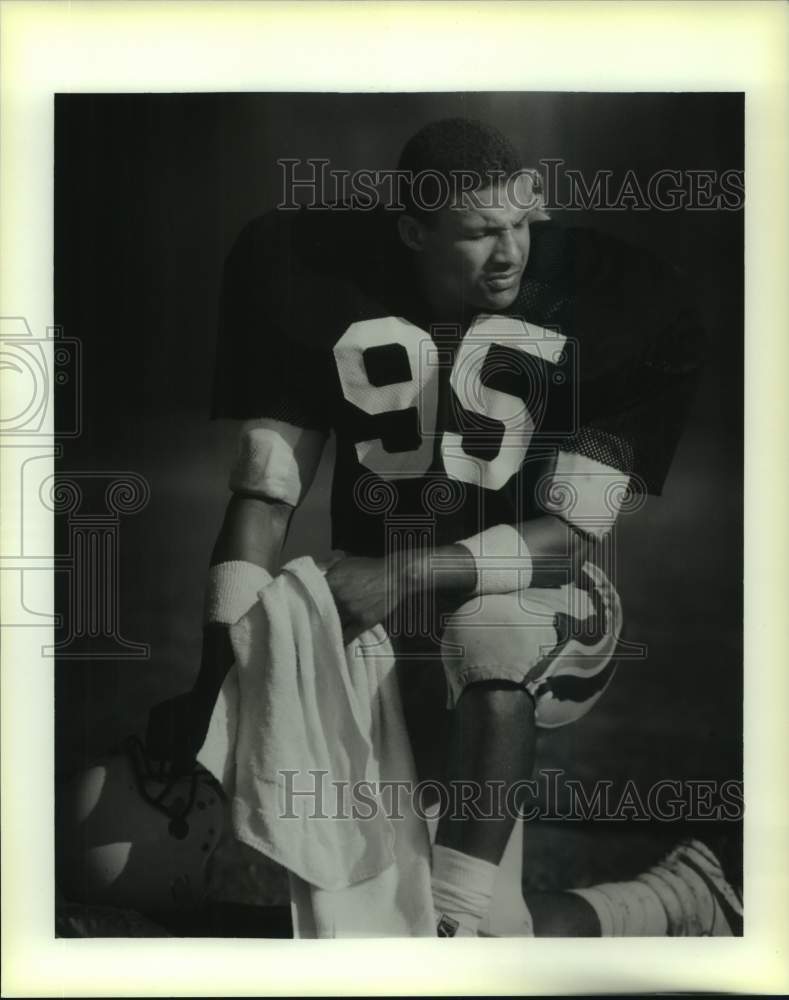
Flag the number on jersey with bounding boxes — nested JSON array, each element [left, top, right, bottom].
[[333, 314, 567, 491]]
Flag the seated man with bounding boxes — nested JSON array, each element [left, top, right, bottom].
[[148, 118, 728, 937]]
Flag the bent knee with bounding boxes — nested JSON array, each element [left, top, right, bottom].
[[441, 593, 559, 697], [439, 585, 620, 727]]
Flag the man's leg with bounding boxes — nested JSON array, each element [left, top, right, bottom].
[[521, 892, 602, 936], [436, 680, 535, 862], [431, 680, 536, 936], [432, 569, 621, 937], [522, 837, 743, 937]]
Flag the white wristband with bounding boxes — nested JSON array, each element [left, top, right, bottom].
[[456, 523, 533, 596], [204, 560, 273, 625]]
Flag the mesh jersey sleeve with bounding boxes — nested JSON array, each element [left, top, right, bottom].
[[211, 214, 332, 429], [557, 425, 635, 476], [581, 287, 706, 494]]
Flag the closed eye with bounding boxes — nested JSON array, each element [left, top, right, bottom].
[[460, 215, 529, 240]]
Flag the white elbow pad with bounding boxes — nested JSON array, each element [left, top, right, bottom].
[[539, 451, 632, 539], [456, 523, 533, 595], [229, 419, 325, 507]]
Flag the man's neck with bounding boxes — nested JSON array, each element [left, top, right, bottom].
[[411, 262, 476, 335]]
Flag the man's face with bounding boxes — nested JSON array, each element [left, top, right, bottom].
[[414, 174, 534, 315]]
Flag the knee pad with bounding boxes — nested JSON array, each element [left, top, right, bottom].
[[440, 592, 560, 711], [440, 574, 621, 729]]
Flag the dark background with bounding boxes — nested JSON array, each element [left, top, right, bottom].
[[55, 92, 743, 907]]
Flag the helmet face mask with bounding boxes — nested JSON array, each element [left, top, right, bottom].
[[125, 738, 204, 838], [57, 737, 227, 915]]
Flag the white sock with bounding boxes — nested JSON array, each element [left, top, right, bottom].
[[641, 840, 723, 935], [569, 880, 669, 936], [431, 845, 498, 937], [568, 840, 733, 937]]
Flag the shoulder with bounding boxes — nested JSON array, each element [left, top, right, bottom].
[[222, 206, 404, 348], [525, 220, 689, 299], [213, 207, 409, 421], [520, 221, 705, 371]]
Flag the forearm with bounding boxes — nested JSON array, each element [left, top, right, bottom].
[[404, 517, 587, 598], [211, 491, 293, 569], [146, 422, 324, 765], [519, 516, 589, 588], [193, 493, 293, 702], [402, 543, 477, 597]]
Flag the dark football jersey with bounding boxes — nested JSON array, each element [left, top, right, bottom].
[[212, 207, 705, 556]]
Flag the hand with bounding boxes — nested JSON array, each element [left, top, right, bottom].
[[145, 625, 234, 775], [324, 548, 478, 645], [324, 555, 410, 645], [144, 689, 214, 777]]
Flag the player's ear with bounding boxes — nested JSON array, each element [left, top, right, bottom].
[[398, 213, 427, 252], [517, 168, 551, 222]]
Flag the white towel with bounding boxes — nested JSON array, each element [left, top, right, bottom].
[[197, 556, 435, 936]]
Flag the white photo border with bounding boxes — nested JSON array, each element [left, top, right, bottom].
[[1, 1, 787, 995]]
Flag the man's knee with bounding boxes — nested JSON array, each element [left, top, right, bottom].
[[441, 593, 559, 710]]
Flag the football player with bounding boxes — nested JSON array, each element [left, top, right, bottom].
[[147, 118, 735, 936]]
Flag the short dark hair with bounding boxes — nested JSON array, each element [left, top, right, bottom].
[[397, 117, 523, 222]]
